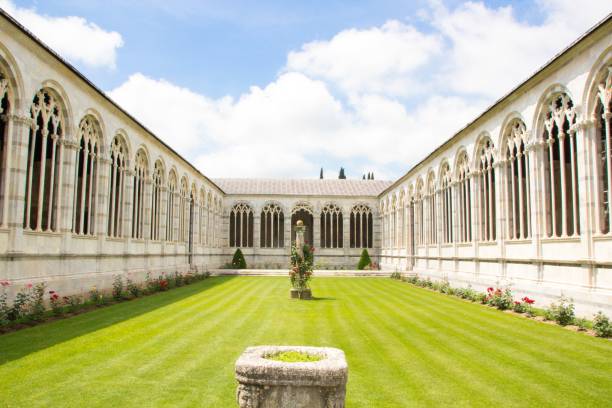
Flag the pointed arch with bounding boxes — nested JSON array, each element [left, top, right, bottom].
[[72, 115, 101, 235], [350, 203, 373, 248], [150, 158, 164, 240], [107, 133, 128, 237], [537, 87, 579, 238], [501, 116, 531, 240], [166, 169, 178, 241], [425, 171, 437, 245], [475, 134, 496, 242], [585, 52, 612, 235], [320, 203, 343, 248], [24, 88, 67, 232], [131, 148, 148, 239], [230, 202, 253, 247], [455, 150, 472, 243], [260, 202, 284, 248], [439, 162, 453, 243]]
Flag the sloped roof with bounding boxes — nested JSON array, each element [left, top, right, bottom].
[[214, 178, 393, 197]]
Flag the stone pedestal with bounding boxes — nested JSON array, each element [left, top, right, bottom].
[[235, 346, 348, 408], [290, 288, 312, 300]]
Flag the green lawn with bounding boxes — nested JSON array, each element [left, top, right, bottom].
[[0, 277, 610, 407]]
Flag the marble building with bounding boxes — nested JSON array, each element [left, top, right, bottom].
[[0, 9, 611, 314]]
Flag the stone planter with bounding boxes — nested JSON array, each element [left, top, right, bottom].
[[290, 288, 312, 300], [235, 345, 348, 408]]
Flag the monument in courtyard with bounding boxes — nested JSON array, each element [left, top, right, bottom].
[[290, 220, 314, 300]]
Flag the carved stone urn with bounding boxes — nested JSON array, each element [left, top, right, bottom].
[[235, 346, 348, 408]]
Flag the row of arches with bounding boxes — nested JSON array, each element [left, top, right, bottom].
[[229, 202, 374, 249], [0, 65, 223, 246], [382, 57, 612, 249]]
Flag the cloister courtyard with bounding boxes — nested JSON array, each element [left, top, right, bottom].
[[1, 276, 610, 407]]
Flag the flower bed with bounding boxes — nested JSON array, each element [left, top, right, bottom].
[[0, 270, 210, 334], [397, 274, 612, 339]]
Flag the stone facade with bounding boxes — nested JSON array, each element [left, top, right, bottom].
[[0, 10, 611, 315], [379, 17, 612, 315]]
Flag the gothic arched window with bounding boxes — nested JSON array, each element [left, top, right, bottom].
[[456, 153, 472, 243], [24, 89, 64, 232], [260, 203, 284, 248], [350, 204, 372, 248], [503, 119, 531, 240], [108, 135, 127, 237], [0, 73, 11, 225], [477, 139, 496, 241], [150, 160, 164, 240], [440, 164, 453, 243], [131, 149, 148, 239], [541, 93, 579, 238], [73, 116, 100, 236], [179, 177, 189, 242], [426, 174, 436, 245], [230, 203, 253, 247], [594, 65, 612, 234], [166, 171, 177, 241], [321, 204, 343, 248]]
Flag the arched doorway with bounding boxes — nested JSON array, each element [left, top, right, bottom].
[[291, 204, 313, 245]]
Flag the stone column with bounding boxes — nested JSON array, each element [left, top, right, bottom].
[[254, 210, 261, 249], [143, 176, 152, 240], [6, 112, 32, 251], [97, 157, 111, 238], [58, 138, 77, 235], [313, 207, 321, 250], [122, 169, 132, 238], [342, 205, 349, 265]]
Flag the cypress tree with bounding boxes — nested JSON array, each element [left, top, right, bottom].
[[319, 168, 323, 179], [231, 248, 247, 269], [357, 249, 372, 270]]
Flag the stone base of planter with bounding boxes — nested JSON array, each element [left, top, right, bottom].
[[290, 288, 312, 300], [235, 345, 348, 408]]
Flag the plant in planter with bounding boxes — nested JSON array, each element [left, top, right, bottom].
[[357, 249, 372, 270], [232, 248, 247, 269], [289, 220, 314, 299]]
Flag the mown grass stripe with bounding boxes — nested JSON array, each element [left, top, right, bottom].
[[0, 277, 610, 408]]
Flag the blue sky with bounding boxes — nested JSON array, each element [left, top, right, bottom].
[[3, 1, 610, 180]]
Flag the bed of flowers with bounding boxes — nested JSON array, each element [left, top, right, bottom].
[[0, 269, 210, 334], [392, 274, 612, 339]]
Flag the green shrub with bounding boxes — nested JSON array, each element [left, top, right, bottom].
[[357, 249, 372, 270], [63, 295, 81, 313], [575, 318, 588, 331], [390, 271, 402, 280], [231, 248, 247, 269], [126, 279, 140, 297], [30, 283, 46, 321], [593, 312, 612, 338], [112, 275, 124, 300], [485, 287, 513, 310], [547, 296, 575, 326], [406, 275, 419, 285]]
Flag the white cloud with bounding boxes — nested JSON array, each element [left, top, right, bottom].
[[108, 1, 610, 180], [286, 20, 442, 97], [429, 0, 611, 98], [0, 0, 123, 69]]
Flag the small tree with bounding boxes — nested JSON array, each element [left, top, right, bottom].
[[232, 248, 247, 269], [339, 167, 346, 179], [319, 168, 324, 179], [357, 249, 372, 270]]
